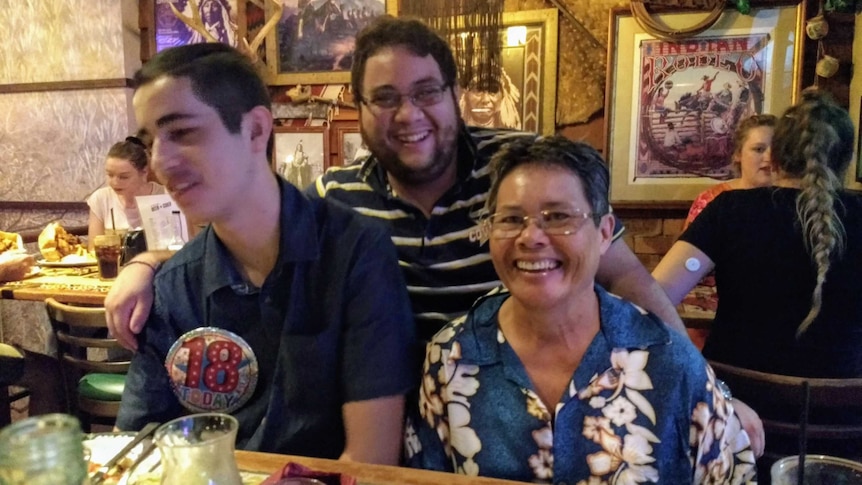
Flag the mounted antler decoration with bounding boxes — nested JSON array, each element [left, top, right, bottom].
[[169, 0, 284, 64], [285, 84, 352, 109], [284, 84, 354, 124]]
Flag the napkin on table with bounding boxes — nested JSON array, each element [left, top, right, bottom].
[[260, 462, 357, 485]]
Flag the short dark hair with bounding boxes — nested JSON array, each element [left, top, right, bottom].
[[107, 138, 149, 171], [486, 136, 611, 224], [351, 16, 458, 101], [133, 43, 271, 135]]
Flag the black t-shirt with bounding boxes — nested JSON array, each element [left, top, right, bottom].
[[681, 187, 862, 378]]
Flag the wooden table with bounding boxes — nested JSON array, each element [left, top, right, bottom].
[[678, 283, 717, 331], [235, 451, 529, 485], [0, 266, 111, 305]]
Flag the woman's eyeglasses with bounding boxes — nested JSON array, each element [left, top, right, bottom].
[[484, 210, 596, 239]]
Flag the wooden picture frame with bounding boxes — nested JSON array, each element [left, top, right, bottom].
[[857, 96, 862, 183], [332, 122, 363, 166], [272, 126, 330, 189], [604, 5, 803, 203], [263, 0, 397, 85], [457, 9, 558, 135]]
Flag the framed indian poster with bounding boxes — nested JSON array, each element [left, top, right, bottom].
[[457, 9, 559, 135], [604, 5, 803, 202], [154, 0, 239, 52]]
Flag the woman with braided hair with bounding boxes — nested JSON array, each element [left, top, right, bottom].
[[653, 88, 862, 380]]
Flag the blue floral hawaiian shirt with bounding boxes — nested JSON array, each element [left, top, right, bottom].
[[405, 286, 757, 484]]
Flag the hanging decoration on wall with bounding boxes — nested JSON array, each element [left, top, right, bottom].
[[629, 0, 726, 41], [807, 0, 839, 86], [400, 0, 505, 93], [168, 0, 282, 64], [273, 85, 352, 125]]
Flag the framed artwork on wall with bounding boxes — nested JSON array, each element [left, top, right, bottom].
[[272, 126, 330, 189], [604, 5, 803, 203], [263, 0, 397, 85], [457, 9, 558, 135], [331, 122, 363, 166], [857, 96, 862, 183], [153, 0, 239, 53]]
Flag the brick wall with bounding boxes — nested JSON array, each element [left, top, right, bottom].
[[620, 217, 686, 271]]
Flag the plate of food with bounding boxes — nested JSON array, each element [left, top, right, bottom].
[[38, 256, 98, 268], [84, 432, 156, 485], [0, 230, 24, 254], [37, 222, 95, 266]]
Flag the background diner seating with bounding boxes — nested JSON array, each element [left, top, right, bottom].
[[709, 360, 862, 479], [45, 298, 129, 432]]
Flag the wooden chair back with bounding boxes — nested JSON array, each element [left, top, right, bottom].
[[709, 360, 862, 468], [0, 343, 29, 427], [45, 298, 130, 430]]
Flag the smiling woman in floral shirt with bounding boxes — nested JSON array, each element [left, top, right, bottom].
[[405, 136, 757, 484]]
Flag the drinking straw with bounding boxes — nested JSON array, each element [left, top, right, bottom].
[[110, 208, 116, 232], [798, 380, 810, 485]]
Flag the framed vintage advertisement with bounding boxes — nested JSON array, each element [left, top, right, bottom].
[[331, 122, 364, 166], [264, 0, 397, 85], [153, 0, 239, 53], [273, 126, 330, 189], [604, 5, 803, 202], [458, 9, 558, 135]]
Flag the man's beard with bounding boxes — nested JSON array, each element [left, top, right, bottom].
[[362, 124, 459, 187]]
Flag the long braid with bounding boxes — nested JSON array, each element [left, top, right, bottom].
[[795, 137, 845, 336], [775, 90, 854, 337]]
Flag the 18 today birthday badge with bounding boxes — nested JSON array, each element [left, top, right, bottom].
[[165, 327, 259, 413]]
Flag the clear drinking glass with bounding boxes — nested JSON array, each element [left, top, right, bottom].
[[771, 454, 862, 484], [150, 413, 241, 485], [93, 234, 122, 280], [0, 413, 87, 485]]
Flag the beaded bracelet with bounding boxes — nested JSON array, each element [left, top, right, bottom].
[[122, 259, 161, 273]]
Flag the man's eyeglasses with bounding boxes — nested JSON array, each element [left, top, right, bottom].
[[484, 210, 596, 239], [358, 83, 451, 115]]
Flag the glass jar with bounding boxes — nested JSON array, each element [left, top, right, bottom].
[[0, 413, 88, 485], [152, 413, 241, 485]]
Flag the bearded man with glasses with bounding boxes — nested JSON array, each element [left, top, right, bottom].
[[310, 15, 686, 343]]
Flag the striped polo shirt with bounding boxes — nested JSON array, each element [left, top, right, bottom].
[[307, 125, 623, 340]]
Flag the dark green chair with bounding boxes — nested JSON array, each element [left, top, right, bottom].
[[45, 298, 128, 432]]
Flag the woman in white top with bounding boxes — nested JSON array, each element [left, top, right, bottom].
[[87, 137, 165, 249]]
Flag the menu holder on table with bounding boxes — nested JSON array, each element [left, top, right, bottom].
[[135, 195, 190, 251]]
